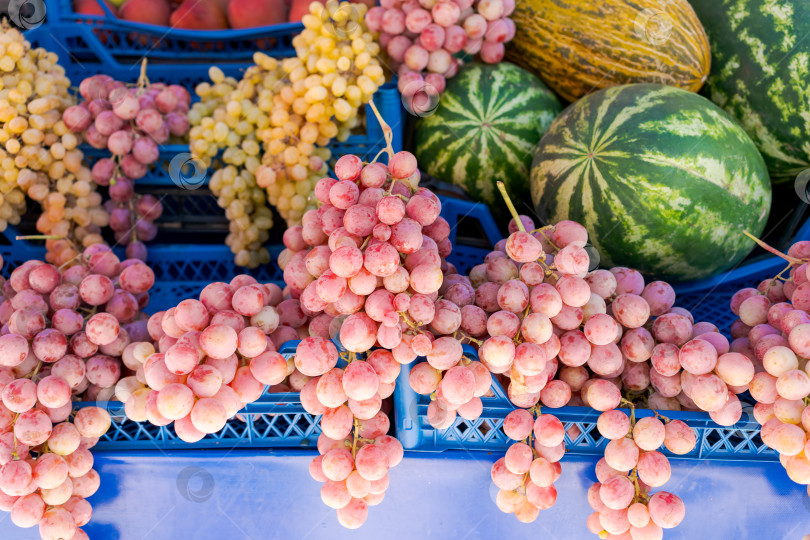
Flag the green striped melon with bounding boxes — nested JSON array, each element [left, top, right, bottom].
[[530, 83, 772, 281], [690, 0, 810, 180], [415, 62, 562, 216]]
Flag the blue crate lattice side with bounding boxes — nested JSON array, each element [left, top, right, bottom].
[[393, 348, 777, 460]]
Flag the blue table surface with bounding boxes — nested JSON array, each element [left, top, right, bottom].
[[1, 449, 808, 540]]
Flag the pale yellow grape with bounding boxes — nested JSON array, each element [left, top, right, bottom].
[[0, 27, 106, 259], [191, 1, 382, 228]]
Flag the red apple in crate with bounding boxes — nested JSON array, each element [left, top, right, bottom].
[[170, 0, 229, 29], [119, 0, 171, 25], [228, 0, 286, 28], [173, 0, 229, 9], [74, 0, 119, 16], [288, 0, 311, 22]]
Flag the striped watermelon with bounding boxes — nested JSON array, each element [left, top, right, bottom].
[[690, 0, 810, 180], [414, 62, 562, 215], [531, 84, 772, 281]]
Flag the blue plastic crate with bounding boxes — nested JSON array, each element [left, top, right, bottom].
[[35, 0, 300, 64], [673, 257, 786, 338], [0, 243, 285, 312], [69, 340, 355, 450], [393, 347, 777, 460], [25, 25, 252, 89], [73, 399, 321, 450]]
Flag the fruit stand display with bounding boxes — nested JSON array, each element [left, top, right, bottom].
[[0, 0, 808, 539]]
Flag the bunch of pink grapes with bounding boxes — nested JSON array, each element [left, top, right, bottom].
[[0, 244, 156, 405], [103, 192, 163, 261], [365, 0, 516, 100], [724, 239, 810, 496], [491, 408, 563, 523], [417, 211, 758, 420], [585, 409, 695, 538], [407, 343, 492, 428], [63, 75, 191, 181], [61, 74, 189, 259], [309, 388, 404, 529], [400, 207, 739, 535], [123, 275, 293, 441], [0, 245, 160, 538], [281, 149, 450, 527]]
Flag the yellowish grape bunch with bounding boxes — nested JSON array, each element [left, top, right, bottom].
[[188, 69, 239, 168], [190, 65, 280, 267], [209, 165, 275, 268], [189, 0, 387, 245], [250, 51, 331, 226], [0, 25, 108, 264], [256, 0, 386, 224]]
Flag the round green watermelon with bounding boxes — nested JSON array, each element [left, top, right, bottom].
[[530, 83, 772, 281], [690, 0, 810, 180], [415, 62, 562, 216]]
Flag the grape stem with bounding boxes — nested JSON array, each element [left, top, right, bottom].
[[368, 100, 394, 161], [370, 146, 388, 165], [11, 413, 19, 460], [15, 235, 63, 241], [129, 197, 138, 245], [629, 466, 645, 503], [496, 181, 524, 232], [351, 417, 361, 459], [452, 330, 482, 346], [525, 429, 539, 460], [533, 227, 560, 252], [653, 410, 671, 424], [620, 398, 636, 428], [25, 361, 43, 382], [81, 305, 98, 321], [771, 262, 793, 284], [398, 310, 426, 334], [743, 231, 804, 265], [137, 58, 150, 93]]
